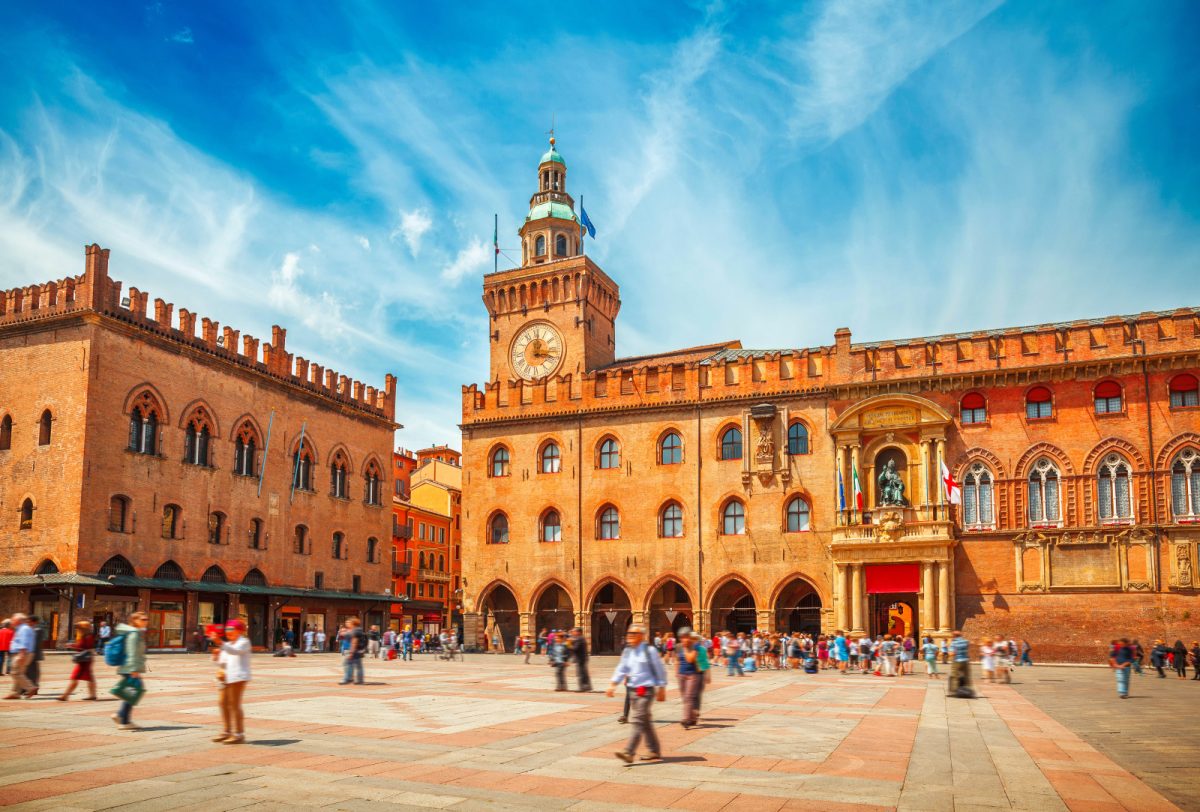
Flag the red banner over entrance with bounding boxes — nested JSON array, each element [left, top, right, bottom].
[[865, 563, 919, 594]]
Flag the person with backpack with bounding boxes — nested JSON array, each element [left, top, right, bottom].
[[109, 612, 148, 729], [210, 619, 252, 744]]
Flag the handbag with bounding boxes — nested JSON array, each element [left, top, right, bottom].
[[109, 676, 145, 705], [71, 649, 94, 665]]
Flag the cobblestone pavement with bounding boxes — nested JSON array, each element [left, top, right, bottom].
[[0, 654, 1183, 811]]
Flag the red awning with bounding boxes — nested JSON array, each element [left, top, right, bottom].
[[865, 563, 920, 594]]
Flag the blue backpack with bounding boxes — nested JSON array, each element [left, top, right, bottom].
[[104, 634, 127, 667]]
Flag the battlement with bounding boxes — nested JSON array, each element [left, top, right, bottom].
[[1, 244, 398, 421], [462, 306, 1200, 423]]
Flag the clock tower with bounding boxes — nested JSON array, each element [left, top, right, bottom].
[[483, 138, 620, 383]]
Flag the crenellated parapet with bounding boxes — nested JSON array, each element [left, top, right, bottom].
[[1, 244, 398, 422]]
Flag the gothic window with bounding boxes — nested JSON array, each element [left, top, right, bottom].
[[490, 446, 510, 477], [535, 235, 546, 257], [108, 495, 130, 532], [960, 393, 987, 425], [555, 234, 567, 256], [660, 431, 682, 465], [598, 438, 620, 469], [962, 463, 994, 529], [330, 451, 349, 499], [292, 439, 314, 491], [128, 395, 161, 455], [161, 504, 181, 539], [660, 501, 683, 538], [785, 496, 810, 532], [19, 498, 33, 530], [183, 408, 213, 466], [787, 422, 810, 455], [0, 414, 11, 450], [233, 422, 258, 476], [720, 427, 743, 461], [367, 537, 379, 563], [201, 565, 227, 584], [35, 559, 58, 575], [294, 525, 309, 555], [598, 505, 620, 540], [207, 511, 225, 544], [540, 442, 561, 474], [1094, 381, 1123, 415], [37, 409, 52, 446], [1169, 374, 1199, 409], [1025, 386, 1053, 420], [489, 512, 510, 544], [1171, 449, 1200, 520], [721, 499, 746, 535], [363, 461, 382, 505], [332, 532, 345, 559], [99, 556, 135, 577], [248, 518, 263, 549], [541, 509, 562, 542], [1027, 458, 1061, 526], [1097, 453, 1133, 522], [242, 569, 267, 587], [154, 561, 184, 581]]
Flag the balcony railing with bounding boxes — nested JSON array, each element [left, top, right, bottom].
[[393, 561, 411, 576], [418, 568, 451, 583], [393, 524, 412, 540]]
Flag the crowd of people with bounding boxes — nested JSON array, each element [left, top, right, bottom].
[[1107, 638, 1200, 698]]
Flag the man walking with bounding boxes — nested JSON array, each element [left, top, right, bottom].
[[4, 614, 35, 699], [367, 625, 381, 659], [1110, 637, 1134, 698], [947, 630, 973, 698], [97, 620, 111, 652], [400, 625, 413, 661], [339, 619, 366, 685], [303, 626, 315, 653], [569, 627, 592, 692], [548, 632, 569, 691], [607, 625, 668, 763], [25, 616, 44, 694]]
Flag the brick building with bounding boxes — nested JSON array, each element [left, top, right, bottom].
[[460, 140, 1200, 660], [390, 446, 462, 636], [0, 245, 398, 649]]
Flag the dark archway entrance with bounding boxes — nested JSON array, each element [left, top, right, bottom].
[[535, 584, 575, 636], [872, 594, 917, 639], [774, 579, 822, 635], [589, 582, 631, 654], [710, 579, 757, 635], [481, 584, 519, 652], [647, 579, 693, 641]]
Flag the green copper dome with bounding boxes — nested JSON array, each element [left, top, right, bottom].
[[526, 201, 578, 222], [540, 147, 565, 165]]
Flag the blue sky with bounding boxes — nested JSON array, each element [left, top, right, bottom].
[[2, 1, 1198, 445]]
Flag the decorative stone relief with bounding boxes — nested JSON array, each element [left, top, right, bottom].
[[1173, 543, 1195, 588]]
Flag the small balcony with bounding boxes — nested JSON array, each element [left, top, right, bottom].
[[393, 524, 412, 540], [418, 568, 451, 583], [392, 561, 411, 577]]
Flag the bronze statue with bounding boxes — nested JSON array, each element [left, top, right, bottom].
[[877, 459, 906, 506]]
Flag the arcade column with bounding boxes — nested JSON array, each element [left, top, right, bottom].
[[850, 564, 865, 636], [921, 562, 936, 632], [937, 561, 952, 633]]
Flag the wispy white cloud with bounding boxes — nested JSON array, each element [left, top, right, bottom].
[[392, 208, 432, 256], [355, 234, 370, 251], [441, 237, 490, 284], [168, 27, 193, 45]]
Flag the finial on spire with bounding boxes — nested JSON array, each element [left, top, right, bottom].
[[547, 113, 556, 147]]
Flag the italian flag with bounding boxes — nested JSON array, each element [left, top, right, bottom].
[[852, 464, 863, 512]]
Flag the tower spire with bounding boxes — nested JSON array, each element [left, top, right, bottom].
[[518, 133, 578, 267]]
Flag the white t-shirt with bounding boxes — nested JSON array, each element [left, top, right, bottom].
[[219, 637, 253, 684]]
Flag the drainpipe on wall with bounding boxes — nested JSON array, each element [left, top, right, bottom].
[[577, 417, 584, 630], [1131, 337, 1160, 590]]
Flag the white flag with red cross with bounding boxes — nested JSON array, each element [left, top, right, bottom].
[[940, 460, 962, 505]]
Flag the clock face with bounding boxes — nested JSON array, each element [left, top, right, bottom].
[[510, 322, 564, 381]]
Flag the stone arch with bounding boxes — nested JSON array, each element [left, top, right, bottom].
[[478, 577, 523, 611], [227, 413, 265, 443], [122, 383, 169, 423], [326, 442, 354, 473], [828, 392, 953, 433], [530, 578, 575, 633], [642, 573, 696, 614], [953, 447, 1006, 480], [1015, 442, 1075, 478], [1084, 437, 1147, 474], [769, 574, 825, 635], [587, 577, 633, 655], [359, 451, 385, 476], [1156, 432, 1200, 470], [477, 579, 520, 653], [645, 574, 695, 640], [291, 433, 320, 465], [33, 558, 59, 575], [706, 573, 760, 635], [177, 398, 220, 437]]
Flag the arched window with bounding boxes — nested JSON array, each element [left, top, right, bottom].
[[233, 421, 258, 476], [961, 393, 987, 425], [535, 235, 546, 256], [242, 569, 267, 587], [248, 518, 263, 549], [1170, 449, 1200, 520], [35, 559, 58, 575], [540, 442, 561, 474], [153, 561, 184, 581], [1097, 453, 1133, 522], [489, 513, 510, 544], [0, 414, 11, 451], [719, 427, 742, 461], [785, 496, 810, 532], [962, 463, 994, 529], [363, 461, 382, 505], [292, 439, 314, 491], [38, 409, 52, 446], [1170, 374, 1199, 409], [787, 423, 809, 455], [201, 565, 226, 584], [1026, 386, 1053, 420], [183, 408, 213, 466], [332, 532, 345, 559], [161, 504, 181, 539], [555, 234, 567, 256], [367, 537, 379, 563], [660, 501, 684, 538], [108, 495, 130, 533], [598, 505, 620, 540], [419, 551, 427, 569], [1027, 458, 1061, 525], [1094, 381, 1123, 415], [293, 525, 309, 555], [330, 451, 349, 499], [660, 432, 682, 465], [128, 392, 162, 455], [99, 556, 135, 577], [490, 446, 510, 477], [721, 499, 746, 535], [541, 509, 562, 542], [207, 511, 225, 544], [438, 554, 445, 571], [598, 438, 620, 469], [19, 498, 34, 530]]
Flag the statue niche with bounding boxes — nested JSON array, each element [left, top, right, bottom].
[[875, 449, 908, 507]]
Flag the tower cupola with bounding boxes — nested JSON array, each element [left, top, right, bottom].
[[520, 136, 579, 266]]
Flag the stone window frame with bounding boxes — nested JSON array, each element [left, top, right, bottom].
[[1095, 452, 1135, 524], [961, 461, 996, 531], [960, 392, 988, 426], [37, 408, 52, 446], [718, 424, 743, 461], [786, 420, 811, 455], [1024, 385, 1054, 421], [783, 494, 811, 533], [658, 429, 684, 466], [108, 494, 133, 533], [182, 406, 216, 468], [719, 497, 746, 536], [232, 420, 261, 477], [1168, 373, 1199, 409], [161, 503, 183, 539], [659, 499, 685, 538]]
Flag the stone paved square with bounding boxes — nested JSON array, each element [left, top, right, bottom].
[[0, 653, 1191, 811]]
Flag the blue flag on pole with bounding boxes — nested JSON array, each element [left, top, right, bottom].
[[836, 460, 846, 512], [580, 205, 596, 239]]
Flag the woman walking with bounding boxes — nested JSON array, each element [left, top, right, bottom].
[[922, 636, 941, 678], [210, 619, 252, 744], [1172, 640, 1189, 680], [58, 621, 97, 701], [677, 630, 703, 729], [111, 612, 148, 730], [980, 638, 997, 683]]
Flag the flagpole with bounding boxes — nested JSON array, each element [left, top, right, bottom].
[[579, 195, 585, 257], [494, 213, 498, 273]]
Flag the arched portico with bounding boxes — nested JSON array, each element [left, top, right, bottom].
[[646, 577, 694, 641], [772, 577, 823, 635], [709, 577, 757, 635], [478, 581, 520, 653], [533, 582, 575, 636], [588, 580, 631, 654]]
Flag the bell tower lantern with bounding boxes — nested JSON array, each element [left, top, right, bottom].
[[519, 137, 581, 266]]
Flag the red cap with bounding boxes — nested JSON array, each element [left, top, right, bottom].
[[225, 619, 247, 631]]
